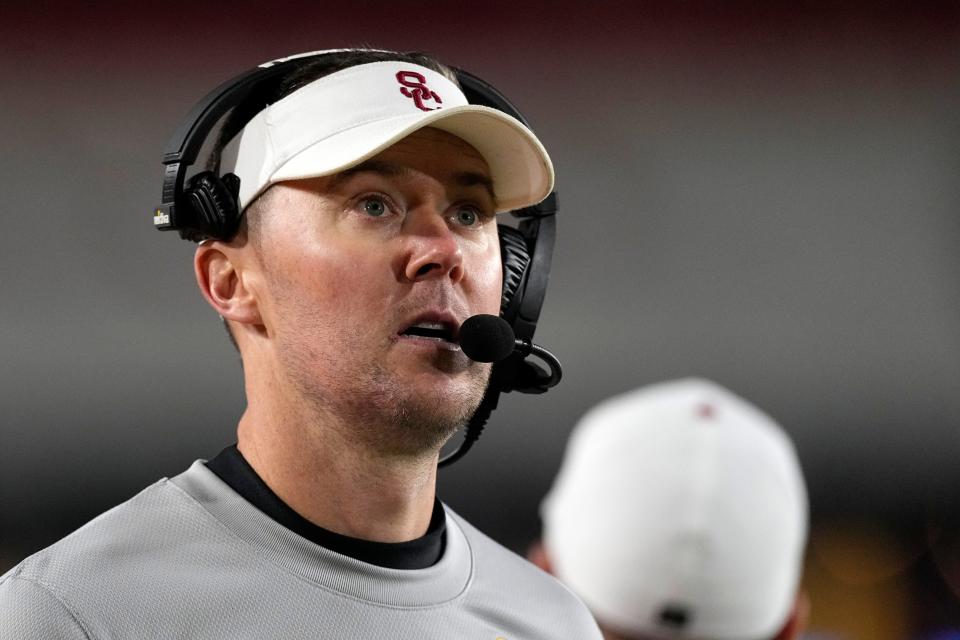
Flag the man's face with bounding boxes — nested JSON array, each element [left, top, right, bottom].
[[248, 127, 503, 454]]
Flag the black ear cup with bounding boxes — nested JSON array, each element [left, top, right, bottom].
[[182, 172, 241, 240], [497, 224, 531, 320]]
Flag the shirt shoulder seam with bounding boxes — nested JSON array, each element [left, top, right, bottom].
[[2, 573, 96, 640]]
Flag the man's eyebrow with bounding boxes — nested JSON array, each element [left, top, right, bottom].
[[454, 172, 496, 202], [329, 161, 497, 202], [328, 160, 407, 189]]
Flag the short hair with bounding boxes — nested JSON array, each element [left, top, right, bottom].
[[209, 49, 459, 351]]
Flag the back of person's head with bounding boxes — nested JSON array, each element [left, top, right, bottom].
[[534, 378, 809, 640]]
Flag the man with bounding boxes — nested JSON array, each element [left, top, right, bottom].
[[530, 379, 809, 640], [0, 49, 601, 638]]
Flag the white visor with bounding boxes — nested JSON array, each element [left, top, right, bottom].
[[221, 60, 555, 213]]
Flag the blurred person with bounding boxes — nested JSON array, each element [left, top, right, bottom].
[[530, 378, 809, 640], [0, 49, 600, 638]]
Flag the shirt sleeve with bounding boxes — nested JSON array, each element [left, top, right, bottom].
[[0, 574, 92, 640]]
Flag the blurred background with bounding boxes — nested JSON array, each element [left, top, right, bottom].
[[1, 1, 959, 637]]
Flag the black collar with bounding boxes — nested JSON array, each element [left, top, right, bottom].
[[205, 444, 446, 570]]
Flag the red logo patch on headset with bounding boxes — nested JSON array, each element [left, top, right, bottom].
[[396, 71, 443, 112]]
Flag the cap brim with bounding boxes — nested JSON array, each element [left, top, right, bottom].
[[270, 105, 554, 213]]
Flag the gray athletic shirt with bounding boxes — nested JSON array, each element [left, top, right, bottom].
[[0, 460, 601, 639]]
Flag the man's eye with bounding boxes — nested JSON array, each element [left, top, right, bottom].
[[454, 207, 480, 227], [361, 198, 388, 217]]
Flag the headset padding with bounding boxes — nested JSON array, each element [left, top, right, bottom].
[[498, 224, 530, 318], [184, 171, 239, 240]]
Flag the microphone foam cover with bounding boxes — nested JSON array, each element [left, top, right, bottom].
[[459, 314, 516, 363]]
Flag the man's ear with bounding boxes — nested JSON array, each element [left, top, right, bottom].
[[527, 539, 555, 575], [773, 591, 810, 640], [194, 241, 263, 327]]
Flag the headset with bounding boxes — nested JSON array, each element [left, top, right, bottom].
[[154, 49, 560, 465]]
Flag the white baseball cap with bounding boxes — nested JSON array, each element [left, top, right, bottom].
[[220, 60, 554, 213], [540, 379, 808, 640]]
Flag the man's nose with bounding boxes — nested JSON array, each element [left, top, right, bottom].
[[401, 209, 465, 284]]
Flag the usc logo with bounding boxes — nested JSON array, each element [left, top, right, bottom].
[[396, 71, 444, 112]]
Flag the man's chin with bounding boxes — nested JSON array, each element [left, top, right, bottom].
[[368, 398, 480, 458], [404, 375, 488, 422], [378, 372, 489, 455], [323, 355, 491, 457]]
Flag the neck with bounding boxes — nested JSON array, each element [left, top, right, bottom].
[[236, 360, 439, 544]]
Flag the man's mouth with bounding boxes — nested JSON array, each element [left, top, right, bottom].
[[401, 321, 457, 343]]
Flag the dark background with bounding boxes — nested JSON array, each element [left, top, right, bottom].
[[2, 2, 959, 636]]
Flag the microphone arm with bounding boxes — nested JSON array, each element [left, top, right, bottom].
[[438, 314, 562, 467], [513, 339, 563, 391]]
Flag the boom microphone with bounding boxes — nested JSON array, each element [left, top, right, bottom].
[[459, 314, 516, 363], [439, 314, 564, 467], [458, 314, 563, 391]]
